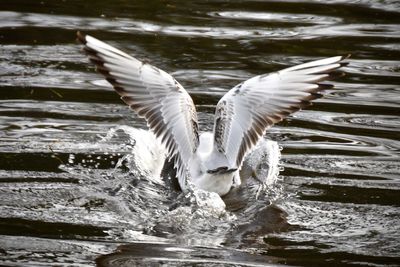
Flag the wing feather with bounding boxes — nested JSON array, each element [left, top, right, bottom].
[[77, 32, 199, 187], [213, 55, 350, 167]]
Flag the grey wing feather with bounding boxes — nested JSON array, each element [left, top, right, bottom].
[[77, 32, 199, 187], [213, 55, 350, 168]]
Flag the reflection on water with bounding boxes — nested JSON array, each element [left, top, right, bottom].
[[0, 0, 399, 266], [97, 242, 282, 267]]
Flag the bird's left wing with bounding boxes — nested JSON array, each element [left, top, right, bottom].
[[212, 55, 349, 169], [77, 32, 199, 187]]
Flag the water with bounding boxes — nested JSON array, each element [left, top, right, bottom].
[[1, 0, 399, 266]]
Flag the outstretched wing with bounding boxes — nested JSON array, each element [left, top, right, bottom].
[[77, 32, 199, 186], [213, 55, 349, 168]]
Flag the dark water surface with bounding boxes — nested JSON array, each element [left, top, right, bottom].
[[1, 0, 399, 266]]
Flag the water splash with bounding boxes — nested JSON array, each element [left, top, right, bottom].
[[58, 125, 284, 246]]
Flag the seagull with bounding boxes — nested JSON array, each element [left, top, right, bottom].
[[77, 32, 349, 196]]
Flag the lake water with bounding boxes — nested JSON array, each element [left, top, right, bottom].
[[0, 0, 399, 266]]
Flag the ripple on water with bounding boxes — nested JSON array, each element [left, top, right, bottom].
[[0, 11, 299, 40], [283, 154, 399, 179], [209, 11, 342, 25], [292, 110, 400, 136], [96, 242, 281, 267], [278, 200, 400, 259]]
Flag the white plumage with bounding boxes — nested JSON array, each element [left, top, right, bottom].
[[78, 32, 349, 196]]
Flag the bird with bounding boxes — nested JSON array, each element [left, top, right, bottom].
[[77, 31, 349, 197]]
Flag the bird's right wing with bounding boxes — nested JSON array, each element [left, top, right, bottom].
[[212, 55, 349, 169], [77, 32, 199, 187]]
